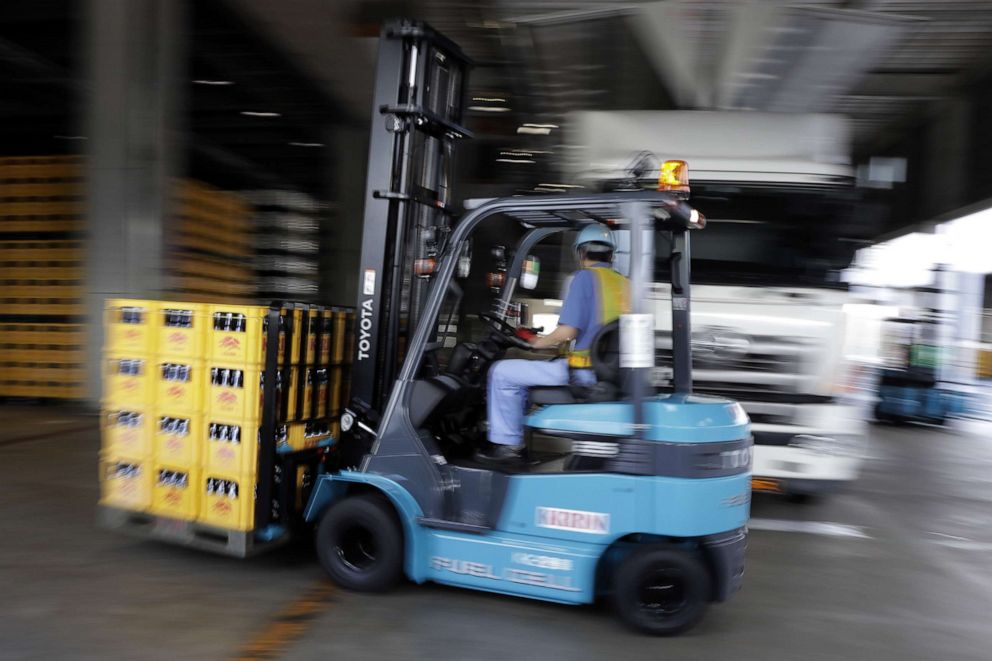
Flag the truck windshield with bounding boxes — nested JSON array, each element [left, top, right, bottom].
[[657, 186, 858, 289]]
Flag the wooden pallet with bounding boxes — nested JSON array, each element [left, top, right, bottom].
[[170, 179, 255, 302], [172, 231, 252, 259], [0, 265, 81, 280], [0, 380, 85, 399], [173, 224, 252, 256], [0, 239, 81, 261], [97, 505, 288, 558], [0, 156, 82, 179], [170, 254, 250, 283]]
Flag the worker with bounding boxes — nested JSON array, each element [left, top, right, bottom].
[[477, 225, 629, 462]]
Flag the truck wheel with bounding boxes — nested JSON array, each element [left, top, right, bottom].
[[315, 493, 403, 592], [612, 546, 710, 636]]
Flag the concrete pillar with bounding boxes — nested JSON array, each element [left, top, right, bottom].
[[84, 0, 186, 403]]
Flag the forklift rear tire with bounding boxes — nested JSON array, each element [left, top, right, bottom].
[[612, 546, 710, 636], [315, 493, 403, 592]]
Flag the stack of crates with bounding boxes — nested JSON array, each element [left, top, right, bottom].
[[246, 190, 321, 303], [169, 180, 254, 304], [200, 303, 268, 532], [0, 156, 86, 399], [277, 305, 355, 451], [100, 299, 158, 515], [100, 299, 354, 537]]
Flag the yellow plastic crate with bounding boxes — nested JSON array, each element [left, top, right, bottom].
[[331, 310, 348, 364], [319, 309, 333, 364], [313, 368, 328, 419], [99, 455, 153, 511], [105, 298, 156, 355], [153, 412, 201, 469], [102, 408, 153, 457], [329, 366, 346, 416], [204, 364, 261, 420], [156, 303, 207, 360], [150, 464, 200, 521], [344, 311, 355, 359], [286, 421, 306, 451], [978, 349, 992, 380], [103, 355, 152, 407], [202, 417, 258, 475], [261, 368, 286, 422], [199, 471, 255, 531], [274, 424, 291, 453], [300, 368, 315, 420], [207, 305, 266, 365], [302, 307, 321, 366], [284, 367, 303, 422], [262, 311, 285, 367], [282, 306, 304, 365], [154, 359, 205, 414], [303, 420, 332, 450], [282, 420, 332, 452]]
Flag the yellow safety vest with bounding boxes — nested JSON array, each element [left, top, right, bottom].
[[567, 267, 630, 369]]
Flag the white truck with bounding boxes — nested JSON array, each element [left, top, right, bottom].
[[567, 110, 866, 500]]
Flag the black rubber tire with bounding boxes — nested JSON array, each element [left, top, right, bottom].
[[612, 546, 711, 636], [315, 493, 403, 592]]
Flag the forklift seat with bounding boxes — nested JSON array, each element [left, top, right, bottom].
[[529, 386, 579, 405], [526, 321, 621, 407]]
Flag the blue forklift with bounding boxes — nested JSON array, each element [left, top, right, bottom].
[[301, 21, 752, 636], [873, 275, 968, 425]]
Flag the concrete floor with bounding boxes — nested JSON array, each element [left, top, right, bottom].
[[2, 405, 992, 660]]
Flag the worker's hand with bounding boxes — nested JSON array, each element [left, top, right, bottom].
[[505, 327, 536, 350], [514, 327, 538, 344]]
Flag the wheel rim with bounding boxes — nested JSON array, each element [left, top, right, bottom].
[[636, 568, 688, 618], [335, 524, 377, 572]]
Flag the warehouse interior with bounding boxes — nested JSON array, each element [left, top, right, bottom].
[[3, 0, 992, 658]]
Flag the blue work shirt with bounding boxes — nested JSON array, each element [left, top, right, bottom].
[[558, 262, 613, 351]]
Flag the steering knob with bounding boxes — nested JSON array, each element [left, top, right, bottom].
[[514, 327, 537, 343]]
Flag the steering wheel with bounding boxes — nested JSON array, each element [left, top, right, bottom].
[[478, 312, 531, 349]]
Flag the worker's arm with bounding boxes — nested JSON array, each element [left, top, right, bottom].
[[525, 269, 589, 350], [529, 324, 577, 350]]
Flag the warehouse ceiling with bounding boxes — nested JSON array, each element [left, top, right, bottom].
[[0, 0, 991, 213], [410, 0, 992, 150]]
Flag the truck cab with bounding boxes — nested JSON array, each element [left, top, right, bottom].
[[566, 110, 868, 500]]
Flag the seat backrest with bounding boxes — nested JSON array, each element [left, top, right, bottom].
[[590, 319, 620, 384]]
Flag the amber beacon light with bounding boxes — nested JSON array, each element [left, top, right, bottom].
[[658, 159, 690, 193]]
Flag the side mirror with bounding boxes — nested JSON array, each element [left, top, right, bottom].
[[456, 242, 472, 279], [520, 255, 540, 290]]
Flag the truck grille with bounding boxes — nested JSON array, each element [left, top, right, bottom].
[[652, 331, 814, 400]]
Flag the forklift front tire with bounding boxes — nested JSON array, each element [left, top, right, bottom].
[[612, 545, 710, 636], [315, 493, 404, 592]]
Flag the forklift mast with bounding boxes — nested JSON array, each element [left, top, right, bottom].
[[350, 20, 472, 414]]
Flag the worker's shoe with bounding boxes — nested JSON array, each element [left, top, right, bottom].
[[474, 442, 523, 463]]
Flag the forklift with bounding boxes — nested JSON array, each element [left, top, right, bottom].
[[299, 21, 751, 635], [873, 287, 967, 425]]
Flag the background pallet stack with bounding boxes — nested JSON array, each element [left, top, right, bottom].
[[247, 190, 321, 304], [0, 155, 85, 400], [99, 299, 354, 542], [169, 180, 255, 304]]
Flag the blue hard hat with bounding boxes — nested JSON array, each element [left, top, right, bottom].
[[573, 224, 616, 253]]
